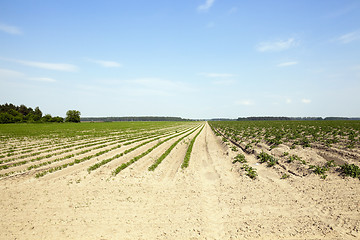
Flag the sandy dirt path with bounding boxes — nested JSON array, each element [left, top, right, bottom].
[[0, 122, 359, 239]]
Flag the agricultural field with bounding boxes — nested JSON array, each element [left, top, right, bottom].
[[209, 120, 360, 180], [0, 121, 359, 239]]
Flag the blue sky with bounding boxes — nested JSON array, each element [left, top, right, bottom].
[[1, 0, 360, 119]]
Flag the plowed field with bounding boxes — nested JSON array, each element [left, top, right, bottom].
[[0, 122, 359, 239]]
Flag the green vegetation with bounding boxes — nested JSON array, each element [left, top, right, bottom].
[[148, 125, 202, 171], [65, 110, 81, 123], [209, 120, 360, 150], [232, 153, 247, 164], [110, 126, 200, 175], [0, 121, 199, 178], [281, 173, 290, 179], [231, 153, 256, 179], [0, 103, 63, 123], [241, 164, 258, 179], [181, 125, 204, 169], [309, 165, 329, 179], [257, 151, 278, 167], [231, 146, 238, 151], [340, 164, 360, 178]]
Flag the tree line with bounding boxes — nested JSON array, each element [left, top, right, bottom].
[[0, 103, 81, 124]]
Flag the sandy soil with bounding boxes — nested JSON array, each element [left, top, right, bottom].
[[0, 123, 359, 239]]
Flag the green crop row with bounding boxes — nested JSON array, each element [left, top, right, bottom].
[[181, 125, 204, 169], [209, 120, 360, 150], [89, 127, 192, 173], [148, 125, 202, 171], [112, 125, 202, 175]]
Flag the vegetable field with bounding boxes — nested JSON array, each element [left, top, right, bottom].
[[0, 121, 359, 239], [0, 121, 203, 179], [209, 120, 360, 180]]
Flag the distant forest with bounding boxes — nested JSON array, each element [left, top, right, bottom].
[[81, 116, 190, 122], [0, 103, 63, 124]]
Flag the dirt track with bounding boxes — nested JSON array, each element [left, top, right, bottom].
[[1, 123, 359, 239]]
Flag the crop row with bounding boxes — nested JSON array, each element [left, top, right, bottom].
[[34, 125, 198, 178], [1, 123, 193, 170], [211, 121, 360, 180], [209, 120, 360, 151], [113, 124, 202, 174], [181, 125, 204, 169], [88, 126, 197, 173]]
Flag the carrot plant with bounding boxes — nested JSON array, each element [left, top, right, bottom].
[[148, 125, 202, 171], [181, 125, 204, 169], [92, 126, 198, 173]]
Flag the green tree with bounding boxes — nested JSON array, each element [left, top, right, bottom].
[[65, 110, 81, 123], [33, 107, 42, 121], [0, 112, 14, 123], [51, 116, 64, 123], [42, 114, 52, 122]]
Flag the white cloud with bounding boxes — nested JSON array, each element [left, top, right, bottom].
[[286, 98, 292, 104], [277, 61, 298, 67], [198, 0, 215, 11], [337, 31, 360, 44], [199, 72, 235, 78], [1, 58, 78, 71], [28, 77, 56, 82], [87, 59, 122, 68], [0, 68, 25, 78], [235, 100, 254, 106], [0, 23, 22, 35], [0, 68, 56, 83], [301, 99, 311, 104], [17, 60, 78, 71], [256, 38, 297, 52]]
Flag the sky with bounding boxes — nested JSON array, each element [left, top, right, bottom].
[[0, 0, 360, 119]]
